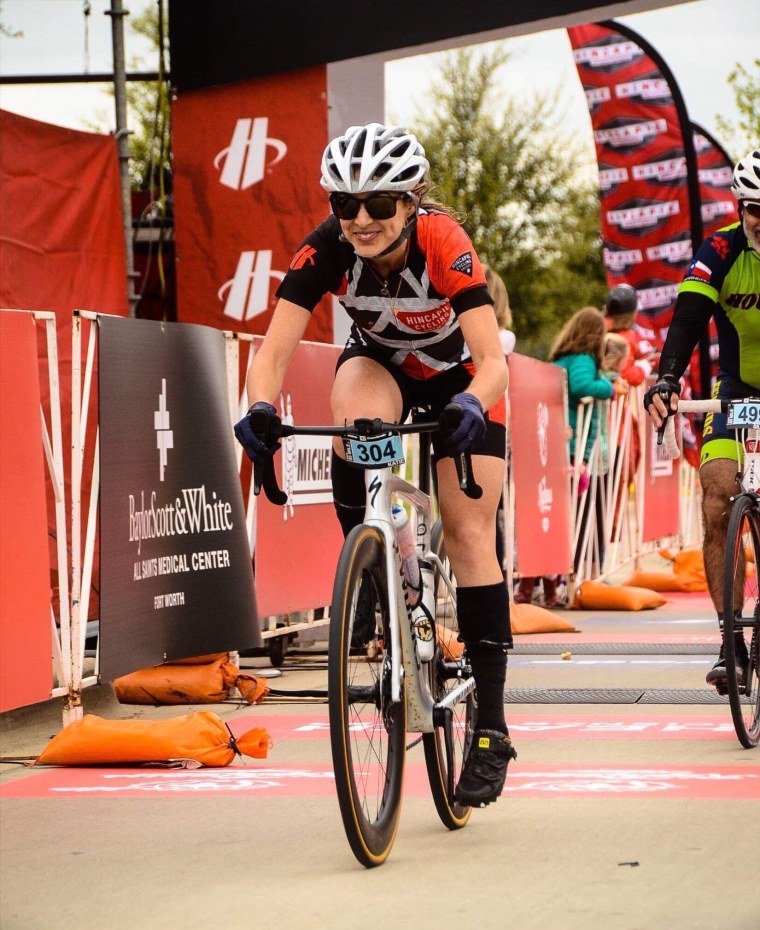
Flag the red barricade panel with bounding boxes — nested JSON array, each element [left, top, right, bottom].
[[641, 417, 680, 541], [254, 341, 344, 617], [0, 312, 52, 711], [509, 354, 573, 576]]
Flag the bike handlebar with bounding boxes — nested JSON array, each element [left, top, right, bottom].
[[659, 398, 724, 459], [251, 415, 483, 503]]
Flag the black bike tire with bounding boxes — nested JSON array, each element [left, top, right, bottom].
[[328, 524, 407, 866], [422, 519, 474, 829], [723, 494, 760, 749]]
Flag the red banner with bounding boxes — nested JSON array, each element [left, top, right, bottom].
[[0, 312, 53, 711], [509, 354, 573, 576], [254, 340, 344, 617], [693, 123, 739, 237], [172, 69, 333, 343], [0, 110, 128, 317], [567, 22, 702, 351], [0, 110, 129, 622], [641, 415, 681, 542]]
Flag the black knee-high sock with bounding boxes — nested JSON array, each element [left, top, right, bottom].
[[456, 582, 511, 734], [467, 645, 508, 733], [331, 450, 366, 538]]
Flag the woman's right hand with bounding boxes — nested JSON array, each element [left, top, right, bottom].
[[234, 401, 282, 464]]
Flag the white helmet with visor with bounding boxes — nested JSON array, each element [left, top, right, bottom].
[[731, 149, 760, 202], [320, 123, 429, 194]]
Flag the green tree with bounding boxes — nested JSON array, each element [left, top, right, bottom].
[[403, 47, 606, 355], [0, 1, 23, 38], [716, 59, 760, 160], [124, 1, 171, 192]]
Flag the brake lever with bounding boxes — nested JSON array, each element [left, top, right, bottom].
[[249, 408, 288, 504], [439, 404, 484, 500], [454, 451, 483, 500]]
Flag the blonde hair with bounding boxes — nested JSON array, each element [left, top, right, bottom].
[[482, 264, 512, 330], [604, 332, 629, 371], [549, 306, 607, 368]]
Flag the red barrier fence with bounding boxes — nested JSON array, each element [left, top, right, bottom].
[[0, 311, 53, 712], [508, 354, 573, 577]]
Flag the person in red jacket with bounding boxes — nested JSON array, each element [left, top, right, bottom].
[[603, 284, 656, 387]]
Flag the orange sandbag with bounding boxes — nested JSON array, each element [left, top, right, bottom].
[[673, 548, 704, 576], [573, 580, 666, 611], [671, 548, 708, 590], [624, 571, 690, 592], [35, 711, 269, 767], [436, 624, 464, 659], [510, 602, 578, 634], [113, 655, 269, 706], [170, 653, 229, 665]]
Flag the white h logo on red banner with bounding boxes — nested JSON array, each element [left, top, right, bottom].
[[214, 117, 287, 190], [218, 251, 285, 322]]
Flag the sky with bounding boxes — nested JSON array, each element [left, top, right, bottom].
[[0, 0, 757, 157]]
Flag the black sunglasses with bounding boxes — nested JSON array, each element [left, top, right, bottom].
[[744, 201, 760, 220], [329, 192, 404, 221]]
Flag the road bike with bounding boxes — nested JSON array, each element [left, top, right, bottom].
[[252, 410, 481, 866], [663, 398, 760, 748]]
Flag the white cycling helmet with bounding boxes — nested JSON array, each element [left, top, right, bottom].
[[730, 149, 760, 201], [320, 123, 430, 194]]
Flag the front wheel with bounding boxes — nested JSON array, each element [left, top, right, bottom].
[[328, 524, 406, 866], [422, 519, 474, 829], [723, 495, 760, 748]]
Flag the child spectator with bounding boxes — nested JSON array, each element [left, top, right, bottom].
[[603, 284, 656, 386]]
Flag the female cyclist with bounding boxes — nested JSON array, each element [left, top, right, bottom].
[[235, 122, 516, 807]]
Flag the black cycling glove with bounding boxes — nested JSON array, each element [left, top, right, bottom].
[[234, 401, 282, 465], [643, 377, 681, 417]]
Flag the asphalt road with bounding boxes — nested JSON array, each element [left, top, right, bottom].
[[1, 592, 758, 930]]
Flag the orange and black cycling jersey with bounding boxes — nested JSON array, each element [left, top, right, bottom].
[[275, 209, 493, 381]]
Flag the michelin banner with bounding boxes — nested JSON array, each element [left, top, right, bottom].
[[98, 316, 259, 681]]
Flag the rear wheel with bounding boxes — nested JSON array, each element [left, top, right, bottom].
[[422, 519, 474, 828], [723, 495, 760, 748], [329, 525, 406, 866]]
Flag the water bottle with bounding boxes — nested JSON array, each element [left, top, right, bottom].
[[392, 504, 421, 607], [412, 558, 436, 662]]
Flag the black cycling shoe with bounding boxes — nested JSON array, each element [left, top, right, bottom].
[[705, 637, 750, 691], [454, 729, 517, 808]]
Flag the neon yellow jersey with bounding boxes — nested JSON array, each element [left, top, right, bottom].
[[679, 222, 760, 389]]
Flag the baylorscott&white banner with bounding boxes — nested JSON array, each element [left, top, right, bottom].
[[98, 315, 259, 681]]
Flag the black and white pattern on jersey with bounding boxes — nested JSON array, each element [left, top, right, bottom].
[[341, 253, 470, 379]]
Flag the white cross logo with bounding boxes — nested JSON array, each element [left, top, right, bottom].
[[154, 379, 173, 482]]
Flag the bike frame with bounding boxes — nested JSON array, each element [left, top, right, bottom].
[[251, 416, 477, 733]]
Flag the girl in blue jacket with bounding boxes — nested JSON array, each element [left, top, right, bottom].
[[550, 305, 614, 465]]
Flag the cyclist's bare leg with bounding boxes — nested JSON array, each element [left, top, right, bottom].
[[330, 357, 403, 457], [435, 453, 504, 586], [700, 458, 741, 613]]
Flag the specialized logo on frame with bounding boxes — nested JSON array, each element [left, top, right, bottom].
[[218, 250, 286, 322], [214, 117, 287, 190]]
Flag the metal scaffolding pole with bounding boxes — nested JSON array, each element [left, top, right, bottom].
[[106, 0, 139, 317]]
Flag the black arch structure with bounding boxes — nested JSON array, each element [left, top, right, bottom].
[[167, 0, 672, 92]]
